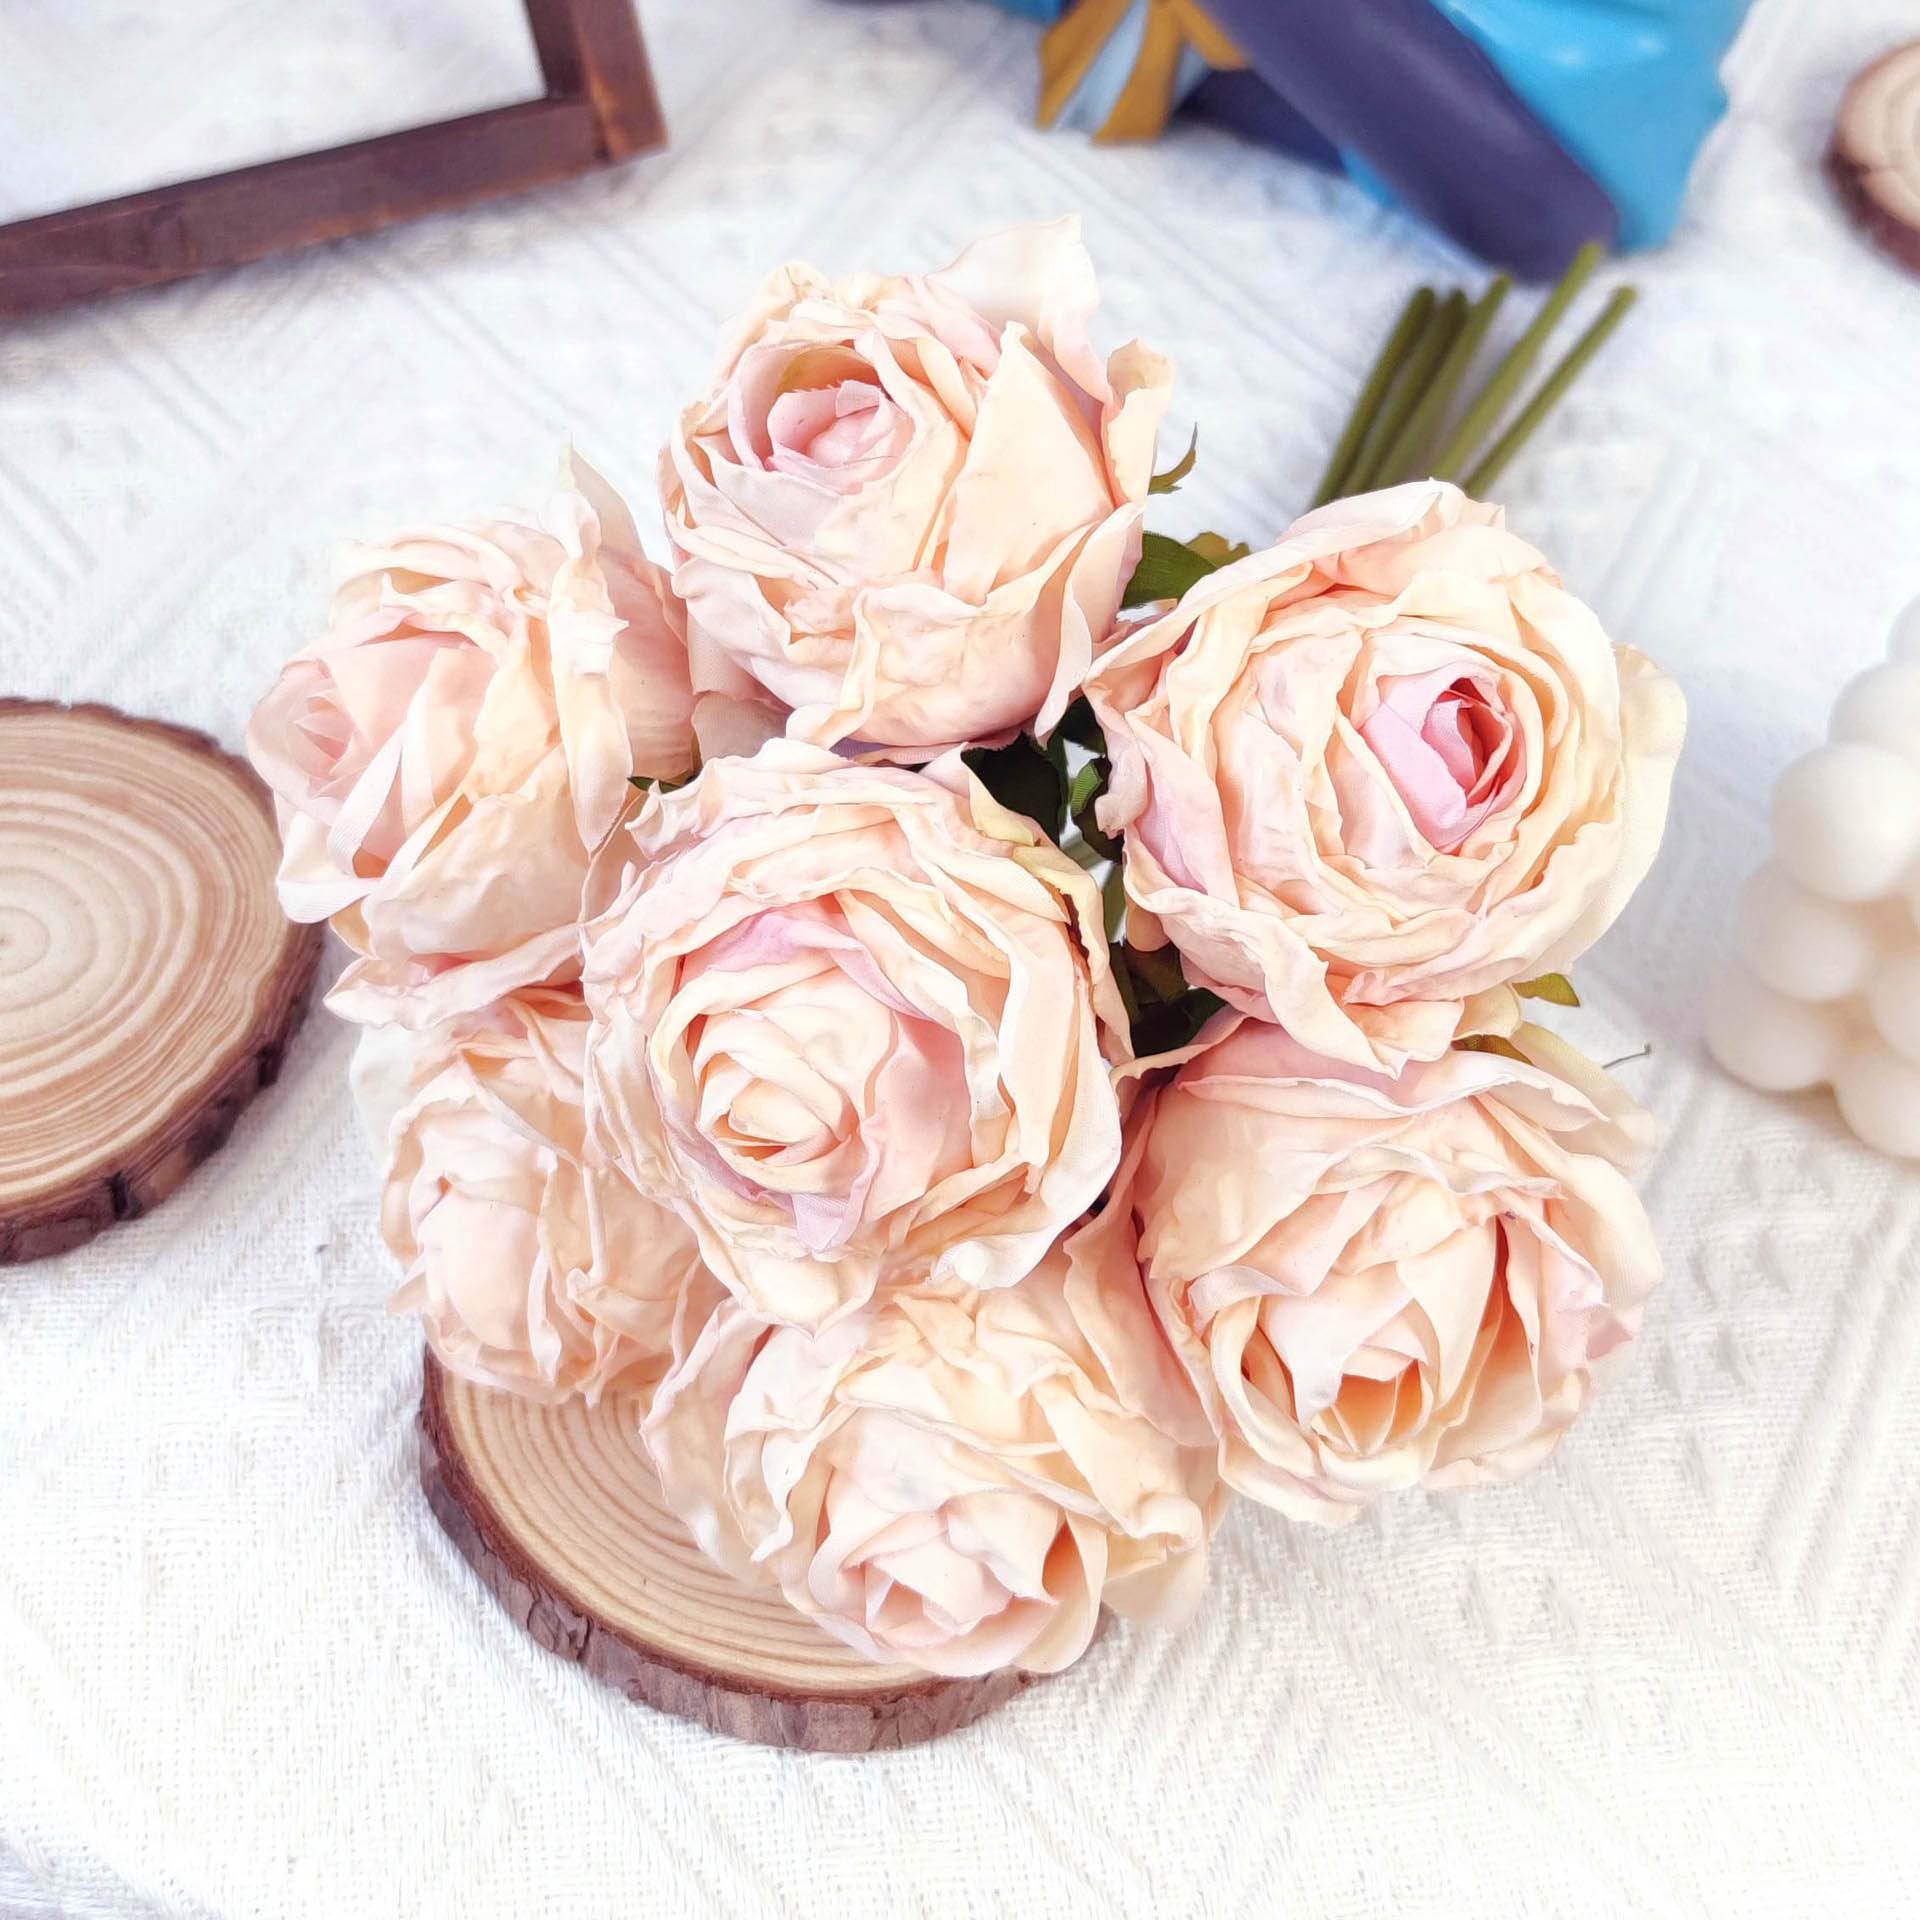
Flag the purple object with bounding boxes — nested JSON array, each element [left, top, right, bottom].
[[1171, 0, 1619, 276], [1183, 69, 1340, 171]]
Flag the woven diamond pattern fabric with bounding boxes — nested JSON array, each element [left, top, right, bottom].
[[3, 1, 1920, 1913]]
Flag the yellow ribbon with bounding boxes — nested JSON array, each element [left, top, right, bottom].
[[1038, 0, 1246, 144]]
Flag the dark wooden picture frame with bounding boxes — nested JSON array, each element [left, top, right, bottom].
[[0, 0, 665, 320]]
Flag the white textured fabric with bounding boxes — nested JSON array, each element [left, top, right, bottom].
[[5, 0, 1920, 1912]]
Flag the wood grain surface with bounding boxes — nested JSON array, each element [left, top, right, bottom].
[[419, 1354, 1042, 1751], [0, 700, 322, 1264]]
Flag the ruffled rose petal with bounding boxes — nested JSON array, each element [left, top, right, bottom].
[[660, 218, 1172, 760], [247, 453, 694, 1028], [369, 989, 709, 1407], [1086, 480, 1685, 1071], [1097, 1013, 1661, 1525], [581, 740, 1132, 1331], [643, 1242, 1220, 1676]]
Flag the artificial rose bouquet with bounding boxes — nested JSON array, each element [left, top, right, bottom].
[[249, 220, 1683, 1681]]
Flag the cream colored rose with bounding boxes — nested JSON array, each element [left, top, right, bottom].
[[1073, 1016, 1660, 1525], [367, 988, 709, 1406], [643, 1245, 1221, 1676], [247, 454, 694, 1028], [1085, 482, 1685, 1071], [581, 741, 1131, 1330], [661, 218, 1171, 760]]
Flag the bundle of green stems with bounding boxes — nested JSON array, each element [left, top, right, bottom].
[[1312, 243, 1637, 507]]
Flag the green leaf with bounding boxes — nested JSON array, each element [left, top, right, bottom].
[[628, 769, 697, 797], [1514, 972, 1580, 1007], [1051, 694, 1105, 755], [1456, 1033, 1530, 1063], [1131, 987, 1226, 1058], [962, 734, 1068, 840], [1124, 941, 1189, 1006], [1102, 864, 1129, 946], [1185, 531, 1251, 567], [1068, 759, 1120, 860], [1122, 531, 1224, 609], [1148, 427, 1198, 494]]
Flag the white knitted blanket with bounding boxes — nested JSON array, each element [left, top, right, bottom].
[[3, 0, 1919, 1912]]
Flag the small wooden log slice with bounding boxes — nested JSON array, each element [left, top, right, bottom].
[[419, 1354, 1044, 1750], [0, 700, 323, 1264], [1831, 39, 1920, 273]]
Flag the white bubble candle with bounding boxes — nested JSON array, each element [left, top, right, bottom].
[[1706, 597, 1920, 1158]]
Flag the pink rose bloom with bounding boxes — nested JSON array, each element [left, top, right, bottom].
[[362, 988, 709, 1406], [247, 455, 695, 1027], [1085, 482, 1685, 1071], [1073, 1016, 1660, 1525], [644, 1245, 1221, 1676], [660, 218, 1172, 760], [581, 741, 1131, 1331]]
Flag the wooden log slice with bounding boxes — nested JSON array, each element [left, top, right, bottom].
[[1830, 39, 1920, 274], [419, 1354, 1045, 1750], [0, 700, 323, 1264]]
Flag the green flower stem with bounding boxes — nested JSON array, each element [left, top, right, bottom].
[[1430, 240, 1605, 481], [1371, 274, 1511, 488], [1462, 285, 1638, 497], [1312, 286, 1435, 507], [1347, 290, 1466, 493]]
